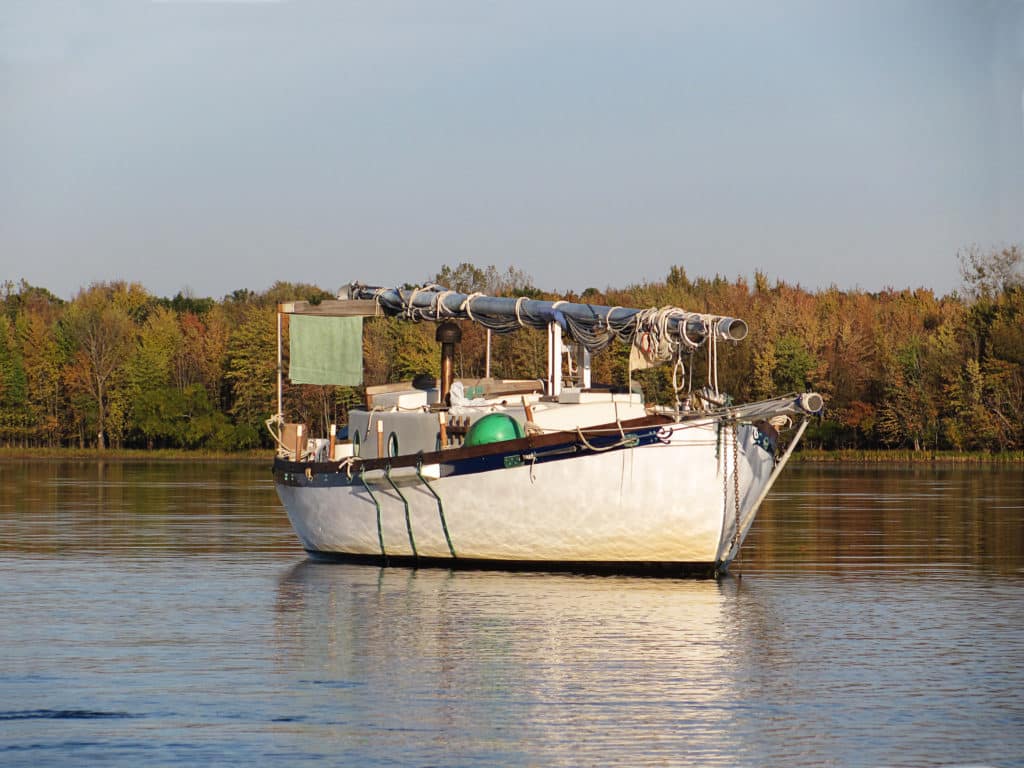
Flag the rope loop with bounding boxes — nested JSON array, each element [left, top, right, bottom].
[[460, 292, 484, 321], [606, 306, 622, 333], [432, 290, 456, 320], [405, 286, 422, 320], [514, 296, 528, 328]]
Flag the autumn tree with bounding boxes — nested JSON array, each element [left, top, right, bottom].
[[60, 284, 142, 449], [0, 315, 29, 445], [1, 248, 1021, 454], [225, 303, 278, 447], [18, 312, 63, 446]]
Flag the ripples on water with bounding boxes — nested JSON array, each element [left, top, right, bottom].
[[0, 460, 1021, 767]]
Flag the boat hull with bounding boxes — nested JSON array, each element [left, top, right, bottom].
[[274, 417, 783, 575]]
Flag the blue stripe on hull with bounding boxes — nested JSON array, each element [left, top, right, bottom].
[[275, 424, 669, 488]]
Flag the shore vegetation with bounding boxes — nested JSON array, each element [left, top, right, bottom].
[[2, 248, 1021, 455]]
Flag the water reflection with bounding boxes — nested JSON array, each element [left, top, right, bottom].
[[274, 562, 748, 765], [1, 461, 1021, 766], [272, 559, 1024, 767], [0, 460, 292, 556], [3, 460, 1019, 575], [750, 463, 1024, 576]]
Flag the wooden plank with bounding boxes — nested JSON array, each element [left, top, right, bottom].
[[364, 381, 417, 408], [278, 299, 381, 317], [276, 413, 676, 475]]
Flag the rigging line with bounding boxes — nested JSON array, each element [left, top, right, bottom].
[[359, 465, 387, 560], [384, 463, 417, 560], [432, 290, 457, 321], [574, 427, 639, 453], [336, 456, 360, 481], [730, 421, 741, 557], [416, 455, 456, 558], [460, 292, 484, 322], [714, 331, 720, 395], [605, 306, 622, 335], [405, 286, 423, 321]]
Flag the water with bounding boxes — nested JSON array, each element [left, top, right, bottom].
[[1, 459, 1021, 767]]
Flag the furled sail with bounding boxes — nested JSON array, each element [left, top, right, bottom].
[[344, 283, 747, 355]]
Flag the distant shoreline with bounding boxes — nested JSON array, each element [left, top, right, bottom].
[[795, 449, 1024, 464], [0, 447, 271, 463], [1, 446, 1021, 464]]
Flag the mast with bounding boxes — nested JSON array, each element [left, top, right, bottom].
[[276, 310, 283, 423]]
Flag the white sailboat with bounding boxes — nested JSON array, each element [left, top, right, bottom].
[[272, 283, 822, 576]]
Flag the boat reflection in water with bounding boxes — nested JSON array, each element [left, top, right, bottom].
[[273, 561, 753, 764], [272, 514, 1024, 768]]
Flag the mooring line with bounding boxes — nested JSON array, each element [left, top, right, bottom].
[[416, 455, 456, 558], [385, 463, 418, 560], [359, 465, 387, 560]]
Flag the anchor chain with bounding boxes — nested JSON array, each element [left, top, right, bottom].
[[730, 420, 741, 560]]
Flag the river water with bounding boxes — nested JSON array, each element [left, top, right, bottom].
[[0, 460, 1021, 767]]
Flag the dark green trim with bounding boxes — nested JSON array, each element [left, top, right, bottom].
[[417, 455, 456, 558], [358, 465, 386, 560], [385, 463, 417, 559]]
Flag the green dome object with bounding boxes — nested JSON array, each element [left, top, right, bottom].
[[463, 413, 525, 447]]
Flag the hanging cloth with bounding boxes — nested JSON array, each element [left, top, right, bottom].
[[288, 315, 363, 386]]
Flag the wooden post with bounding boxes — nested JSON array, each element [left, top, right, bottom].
[[436, 322, 462, 405], [521, 396, 534, 424], [438, 410, 448, 449], [547, 321, 563, 397], [276, 312, 283, 424], [485, 328, 492, 379], [376, 420, 384, 458], [295, 424, 304, 460], [329, 423, 337, 460]]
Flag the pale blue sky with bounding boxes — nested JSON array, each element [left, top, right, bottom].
[[2, 0, 1022, 300]]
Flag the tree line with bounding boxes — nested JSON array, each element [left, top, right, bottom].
[[1, 247, 1021, 453]]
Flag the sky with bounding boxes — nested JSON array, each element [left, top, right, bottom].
[[2, 0, 1023, 301]]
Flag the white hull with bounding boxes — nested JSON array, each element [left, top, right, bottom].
[[275, 417, 788, 573]]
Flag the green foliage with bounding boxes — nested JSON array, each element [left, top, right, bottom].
[[163, 291, 215, 317], [0, 316, 28, 408], [772, 334, 818, 393], [225, 304, 277, 439], [133, 384, 234, 449], [60, 284, 137, 449]]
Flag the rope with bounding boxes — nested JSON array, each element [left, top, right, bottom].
[[605, 306, 622, 335], [265, 416, 294, 457], [336, 456, 360, 480], [416, 455, 456, 558], [431, 290, 457, 320], [460, 292, 484, 321], [672, 353, 687, 416], [514, 296, 527, 328], [385, 463, 417, 559], [712, 330, 720, 395], [575, 427, 639, 453], [358, 465, 386, 560], [678, 313, 702, 350], [405, 286, 423, 321]]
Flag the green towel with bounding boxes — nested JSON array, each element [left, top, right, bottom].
[[289, 315, 363, 386]]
